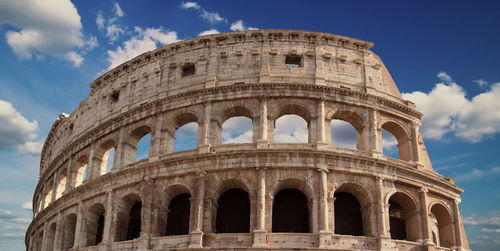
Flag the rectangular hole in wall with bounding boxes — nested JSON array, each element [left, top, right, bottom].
[[285, 55, 302, 67], [182, 64, 195, 77]]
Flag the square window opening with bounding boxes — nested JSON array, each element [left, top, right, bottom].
[[111, 91, 120, 102], [182, 64, 195, 77], [285, 55, 302, 67]]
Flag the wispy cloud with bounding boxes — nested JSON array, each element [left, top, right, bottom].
[[230, 20, 258, 32], [199, 29, 219, 36], [221, 117, 253, 144], [180, 1, 226, 25], [0, 99, 39, 153], [474, 79, 489, 87], [403, 73, 500, 142], [96, 2, 127, 44], [454, 166, 500, 182]]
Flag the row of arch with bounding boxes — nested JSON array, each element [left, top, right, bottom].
[[37, 103, 413, 214], [29, 181, 456, 250]]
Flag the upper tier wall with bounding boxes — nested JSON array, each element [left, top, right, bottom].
[[38, 30, 416, 177]]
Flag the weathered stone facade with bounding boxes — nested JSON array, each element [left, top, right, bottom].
[[26, 30, 469, 251]]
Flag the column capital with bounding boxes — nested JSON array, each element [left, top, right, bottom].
[[197, 170, 208, 177], [317, 167, 329, 173], [419, 187, 428, 193], [454, 198, 462, 204]]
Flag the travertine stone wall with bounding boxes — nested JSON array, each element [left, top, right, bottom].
[[26, 30, 469, 251]]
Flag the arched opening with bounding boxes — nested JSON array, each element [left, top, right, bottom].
[[221, 116, 253, 144], [136, 134, 150, 161], [166, 193, 191, 235], [274, 115, 309, 143], [125, 125, 152, 164], [388, 192, 419, 242], [381, 122, 410, 161], [62, 214, 77, 251], [127, 202, 142, 240], [74, 155, 88, 187], [98, 140, 116, 175], [85, 204, 105, 247], [44, 180, 54, 208], [382, 130, 399, 159], [174, 122, 198, 152], [115, 194, 142, 242], [216, 189, 250, 233], [45, 223, 56, 251], [330, 119, 357, 149], [334, 192, 363, 236], [430, 203, 454, 248], [55, 169, 67, 200], [36, 231, 43, 251], [272, 189, 309, 233]]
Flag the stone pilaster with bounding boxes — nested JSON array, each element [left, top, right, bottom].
[[317, 168, 332, 248], [419, 188, 435, 250], [256, 97, 269, 149], [189, 172, 207, 248], [452, 199, 465, 251], [369, 108, 382, 157], [198, 102, 211, 153], [253, 167, 267, 247], [316, 99, 328, 150]]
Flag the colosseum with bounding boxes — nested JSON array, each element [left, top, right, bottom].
[[26, 30, 469, 251]]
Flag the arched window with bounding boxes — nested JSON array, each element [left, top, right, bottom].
[[166, 193, 191, 235], [216, 189, 250, 233], [62, 214, 77, 251], [98, 140, 116, 175], [175, 122, 198, 152], [115, 195, 142, 242], [44, 180, 54, 208], [430, 204, 454, 248], [136, 133, 151, 161], [381, 122, 410, 161], [45, 223, 56, 251], [330, 119, 357, 149], [382, 130, 399, 159], [55, 169, 67, 200], [125, 126, 152, 164], [85, 204, 105, 247], [272, 189, 309, 233], [334, 192, 363, 236], [388, 192, 419, 242], [221, 116, 253, 144], [127, 202, 142, 240], [274, 115, 308, 143], [74, 155, 88, 187]]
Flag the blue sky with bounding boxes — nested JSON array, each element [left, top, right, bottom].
[[0, 0, 499, 250]]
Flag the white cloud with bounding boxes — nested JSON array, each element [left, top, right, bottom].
[[201, 10, 225, 24], [106, 24, 125, 43], [96, 12, 105, 30], [65, 51, 84, 67], [437, 71, 452, 83], [403, 72, 500, 142], [0, 99, 38, 151], [474, 79, 488, 87], [230, 20, 245, 31], [22, 202, 32, 210], [454, 166, 500, 182], [221, 117, 253, 144], [113, 2, 124, 18], [106, 26, 179, 70], [274, 115, 308, 143], [18, 140, 44, 155], [330, 120, 357, 149], [181, 2, 201, 9], [0, 0, 90, 66], [85, 35, 98, 51], [199, 29, 219, 36]]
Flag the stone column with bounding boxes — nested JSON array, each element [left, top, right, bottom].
[[253, 167, 267, 247], [452, 199, 465, 251], [256, 97, 268, 149], [199, 102, 211, 153], [375, 177, 388, 237], [65, 157, 73, 192], [311, 198, 319, 233], [316, 100, 328, 150], [318, 168, 332, 248], [87, 142, 96, 180], [189, 172, 207, 248], [73, 202, 84, 249], [419, 188, 433, 249], [53, 213, 63, 251], [50, 174, 58, 204], [369, 108, 382, 157], [101, 190, 114, 246], [149, 116, 163, 162]]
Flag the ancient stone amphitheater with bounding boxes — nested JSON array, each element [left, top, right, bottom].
[[26, 30, 469, 251]]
